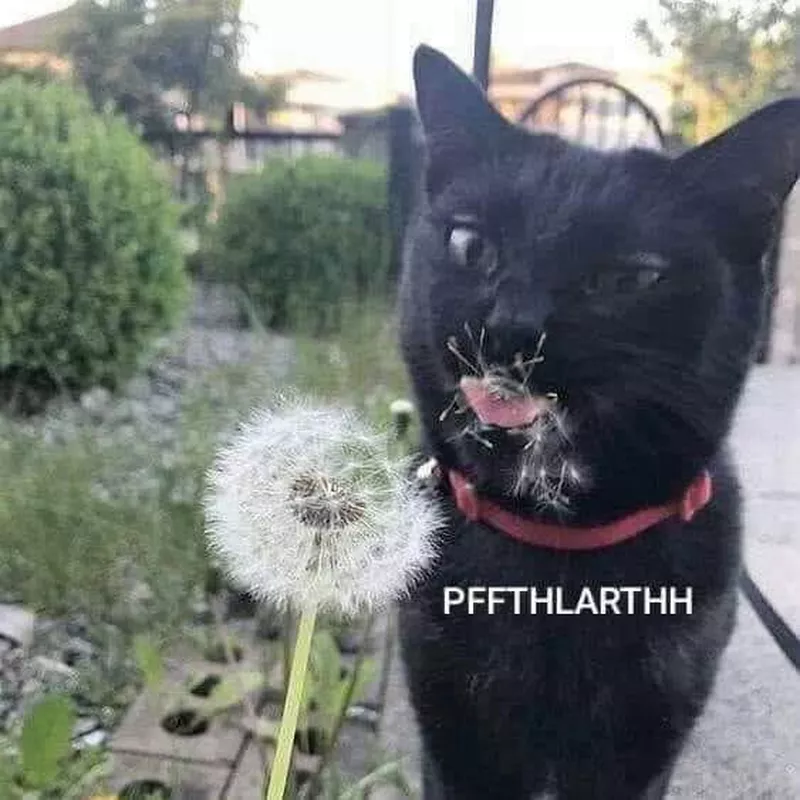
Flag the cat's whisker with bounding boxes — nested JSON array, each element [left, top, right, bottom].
[[439, 395, 459, 422], [477, 326, 489, 373], [465, 428, 494, 449], [462, 322, 492, 376], [446, 336, 479, 375], [463, 322, 480, 368], [534, 331, 547, 359], [513, 351, 534, 386], [555, 460, 568, 497]]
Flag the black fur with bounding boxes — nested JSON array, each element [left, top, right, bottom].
[[397, 45, 800, 799]]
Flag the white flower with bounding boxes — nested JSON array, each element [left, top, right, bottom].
[[389, 398, 415, 439], [203, 395, 442, 614], [389, 399, 415, 418]]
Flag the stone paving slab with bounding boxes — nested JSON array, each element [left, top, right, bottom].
[[110, 685, 247, 766], [109, 647, 261, 767], [667, 598, 800, 798], [740, 497, 799, 635], [105, 752, 230, 799], [223, 740, 320, 800], [729, 366, 800, 498], [222, 740, 269, 800], [732, 366, 800, 635]]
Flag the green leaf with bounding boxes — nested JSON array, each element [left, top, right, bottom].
[[133, 634, 165, 690], [191, 670, 266, 716], [19, 694, 76, 789], [300, 629, 377, 736]]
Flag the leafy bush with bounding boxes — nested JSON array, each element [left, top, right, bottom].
[[0, 77, 188, 410], [207, 156, 390, 334]]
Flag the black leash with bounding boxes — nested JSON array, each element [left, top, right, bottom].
[[740, 568, 800, 672]]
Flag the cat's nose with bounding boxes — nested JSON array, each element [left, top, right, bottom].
[[484, 295, 552, 357]]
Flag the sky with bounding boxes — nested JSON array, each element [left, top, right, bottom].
[[0, 0, 666, 102]]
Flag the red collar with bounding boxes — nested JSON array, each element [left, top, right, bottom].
[[446, 468, 713, 551]]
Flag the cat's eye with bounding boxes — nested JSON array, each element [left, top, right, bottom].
[[583, 267, 663, 296], [448, 226, 498, 272]]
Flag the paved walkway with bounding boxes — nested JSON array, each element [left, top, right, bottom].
[[378, 365, 800, 799]]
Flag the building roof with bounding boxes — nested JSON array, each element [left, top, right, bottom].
[[491, 62, 615, 85], [0, 4, 80, 52], [252, 69, 344, 85]]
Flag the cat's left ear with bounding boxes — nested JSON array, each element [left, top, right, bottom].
[[671, 98, 800, 263], [413, 45, 518, 193]]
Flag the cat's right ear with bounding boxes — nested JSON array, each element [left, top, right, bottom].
[[413, 45, 514, 193], [671, 98, 800, 265]]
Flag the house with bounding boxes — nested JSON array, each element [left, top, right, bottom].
[[219, 68, 396, 172], [243, 69, 390, 133], [258, 70, 350, 133], [0, 4, 77, 76]]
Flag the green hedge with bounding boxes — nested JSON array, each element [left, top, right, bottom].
[[207, 156, 390, 334], [0, 77, 188, 410]]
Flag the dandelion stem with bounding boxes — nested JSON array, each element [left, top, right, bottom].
[[266, 605, 318, 800]]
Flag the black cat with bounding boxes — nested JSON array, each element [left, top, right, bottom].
[[397, 45, 800, 800]]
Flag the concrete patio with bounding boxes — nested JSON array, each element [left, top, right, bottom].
[[378, 365, 800, 799]]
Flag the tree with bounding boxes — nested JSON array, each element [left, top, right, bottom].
[[635, 1, 799, 141], [60, 0, 165, 132], [60, 0, 284, 133]]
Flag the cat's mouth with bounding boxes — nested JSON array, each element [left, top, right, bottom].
[[459, 375, 554, 430], [437, 331, 587, 512], [443, 374, 585, 514]]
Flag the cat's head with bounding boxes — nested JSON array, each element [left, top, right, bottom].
[[399, 45, 800, 523]]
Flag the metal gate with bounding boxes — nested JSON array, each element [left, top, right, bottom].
[[516, 76, 666, 151]]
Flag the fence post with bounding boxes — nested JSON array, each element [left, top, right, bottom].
[[472, 0, 495, 90], [387, 104, 415, 283]]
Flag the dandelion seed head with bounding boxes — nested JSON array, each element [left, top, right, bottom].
[[203, 395, 443, 615], [389, 399, 415, 418]]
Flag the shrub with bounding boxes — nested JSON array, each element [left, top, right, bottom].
[[207, 155, 390, 334], [0, 77, 188, 411]]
